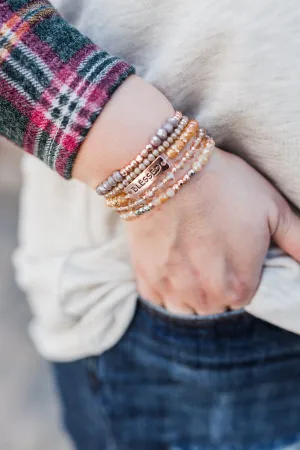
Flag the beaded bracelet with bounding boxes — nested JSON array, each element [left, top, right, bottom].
[[120, 137, 215, 221], [108, 130, 206, 212], [120, 138, 214, 221], [113, 132, 206, 213], [96, 111, 183, 196], [109, 134, 204, 212], [102, 116, 190, 199], [105, 125, 202, 208], [111, 149, 200, 212], [105, 119, 200, 202], [123, 120, 199, 198]]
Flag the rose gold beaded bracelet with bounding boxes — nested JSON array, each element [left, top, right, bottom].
[[105, 119, 200, 202], [108, 130, 207, 213], [96, 111, 183, 196], [103, 115, 191, 199], [120, 137, 215, 221]]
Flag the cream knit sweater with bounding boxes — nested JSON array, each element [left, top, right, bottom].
[[14, 0, 300, 360]]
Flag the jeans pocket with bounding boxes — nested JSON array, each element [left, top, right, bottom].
[[138, 296, 246, 328]]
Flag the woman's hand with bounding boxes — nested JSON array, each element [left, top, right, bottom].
[[71, 75, 300, 315], [126, 148, 300, 315]]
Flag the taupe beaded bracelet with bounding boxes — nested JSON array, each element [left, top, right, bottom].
[[108, 130, 207, 213], [96, 111, 183, 196], [103, 116, 198, 200], [120, 136, 215, 221], [106, 123, 204, 208]]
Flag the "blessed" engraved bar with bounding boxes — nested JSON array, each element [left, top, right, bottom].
[[124, 156, 170, 198]]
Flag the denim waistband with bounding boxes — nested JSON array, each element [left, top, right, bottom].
[[138, 296, 247, 328], [134, 297, 300, 370]]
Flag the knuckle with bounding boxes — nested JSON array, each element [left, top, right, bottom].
[[183, 282, 210, 312], [272, 196, 292, 237], [195, 293, 210, 312], [229, 276, 256, 307], [278, 206, 293, 237], [194, 285, 224, 314], [191, 278, 224, 312]]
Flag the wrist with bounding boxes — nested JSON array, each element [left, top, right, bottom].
[[72, 75, 174, 188]]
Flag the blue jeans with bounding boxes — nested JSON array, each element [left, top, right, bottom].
[[52, 299, 300, 450]]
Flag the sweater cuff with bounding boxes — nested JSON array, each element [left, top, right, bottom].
[[0, 0, 135, 179], [28, 46, 135, 179]]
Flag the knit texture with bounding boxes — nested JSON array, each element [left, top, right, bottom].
[[0, 0, 135, 178]]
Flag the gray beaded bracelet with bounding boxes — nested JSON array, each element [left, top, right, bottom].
[[103, 116, 189, 199], [96, 111, 183, 196]]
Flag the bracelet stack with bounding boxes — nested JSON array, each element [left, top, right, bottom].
[[96, 111, 183, 196], [95, 111, 215, 221]]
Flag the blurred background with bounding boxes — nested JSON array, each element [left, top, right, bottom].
[[0, 140, 71, 449]]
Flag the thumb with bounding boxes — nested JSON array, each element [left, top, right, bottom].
[[271, 199, 300, 262]]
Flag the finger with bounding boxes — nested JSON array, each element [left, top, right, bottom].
[[195, 304, 227, 316], [157, 276, 198, 314], [186, 241, 235, 314], [163, 299, 196, 315], [136, 277, 164, 307], [224, 260, 263, 310], [191, 258, 229, 315], [161, 259, 206, 314], [165, 282, 227, 316], [166, 270, 209, 315], [271, 199, 300, 262]]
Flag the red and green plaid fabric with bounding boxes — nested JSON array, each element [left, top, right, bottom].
[[0, 0, 135, 178]]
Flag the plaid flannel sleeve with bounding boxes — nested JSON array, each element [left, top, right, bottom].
[[0, 0, 135, 178]]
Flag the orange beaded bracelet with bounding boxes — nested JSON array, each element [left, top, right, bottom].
[[107, 129, 207, 213], [96, 111, 183, 196], [105, 119, 199, 202], [120, 136, 215, 221]]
